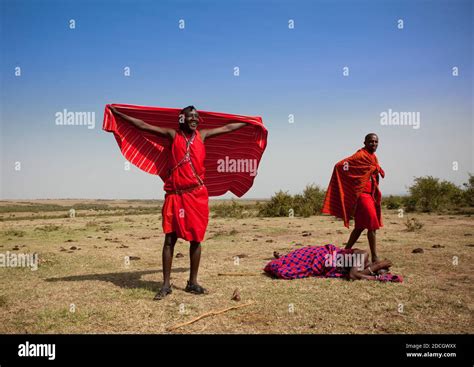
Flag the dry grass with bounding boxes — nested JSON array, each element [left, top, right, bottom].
[[0, 200, 472, 334]]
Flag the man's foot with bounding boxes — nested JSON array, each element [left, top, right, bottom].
[[371, 256, 380, 263], [185, 280, 208, 295], [153, 285, 172, 300]]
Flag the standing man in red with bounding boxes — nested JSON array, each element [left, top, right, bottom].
[[110, 105, 248, 300], [322, 133, 385, 263]]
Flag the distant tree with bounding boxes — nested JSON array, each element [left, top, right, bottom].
[[408, 176, 464, 212], [463, 173, 474, 207]]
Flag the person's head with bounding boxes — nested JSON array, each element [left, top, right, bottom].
[[364, 133, 379, 153], [178, 105, 199, 132]]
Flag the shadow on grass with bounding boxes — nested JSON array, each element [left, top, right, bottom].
[[45, 268, 188, 292]]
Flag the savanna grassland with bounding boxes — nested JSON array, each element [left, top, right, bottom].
[[0, 200, 472, 334]]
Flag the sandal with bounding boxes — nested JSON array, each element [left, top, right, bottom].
[[153, 285, 172, 300], [185, 280, 208, 295]]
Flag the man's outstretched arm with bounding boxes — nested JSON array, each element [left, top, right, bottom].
[[109, 105, 175, 139], [200, 122, 247, 142]]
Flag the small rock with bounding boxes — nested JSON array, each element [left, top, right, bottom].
[[129, 256, 141, 261], [273, 251, 280, 259], [231, 289, 241, 301], [294, 243, 303, 246], [412, 248, 424, 254], [175, 253, 184, 258], [70, 246, 77, 250], [432, 244, 445, 249], [266, 239, 274, 243]]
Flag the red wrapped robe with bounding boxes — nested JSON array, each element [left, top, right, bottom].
[[354, 172, 380, 230], [322, 148, 385, 229], [162, 130, 208, 242]]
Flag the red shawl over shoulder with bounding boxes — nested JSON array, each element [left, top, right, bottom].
[[322, 148, 385, 228], [102, 104, 268, 197]]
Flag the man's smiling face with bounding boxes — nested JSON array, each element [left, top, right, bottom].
[[183, 109, 199, 131]]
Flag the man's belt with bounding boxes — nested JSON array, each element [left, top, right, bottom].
[[165, 184, 204, 195]]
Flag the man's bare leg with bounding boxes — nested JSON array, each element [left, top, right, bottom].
[[154, 232, 177, 300], [367, 230, 379, 263], [345, 228, 364, 249], [189, 241, 201, 285], [185, 241, 207, 294]]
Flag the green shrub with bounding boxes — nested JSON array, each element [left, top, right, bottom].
[[212, 200, 255, 218], [257, 190, 294, 217], [383, 195, 403, 209], [258, 184, 326, 217], [408, 176, 464, 212], [463, 174, 474, 207]]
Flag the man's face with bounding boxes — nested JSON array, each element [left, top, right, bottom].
[[364, 134, 379, 153], [183, 109, 199, 131]]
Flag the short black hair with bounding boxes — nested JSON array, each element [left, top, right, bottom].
[[364, 133, 378, 142], [180, 105, 197, 116]]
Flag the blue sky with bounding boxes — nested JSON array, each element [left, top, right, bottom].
[[1, 0, 472, 199]]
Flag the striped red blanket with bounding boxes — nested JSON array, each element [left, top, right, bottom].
[[102, 104, 268, 197]]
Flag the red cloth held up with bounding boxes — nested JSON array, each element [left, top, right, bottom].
[[102, 104, 268, 197]]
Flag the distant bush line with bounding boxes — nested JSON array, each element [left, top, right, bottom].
[[253, 175, 474, 218]]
